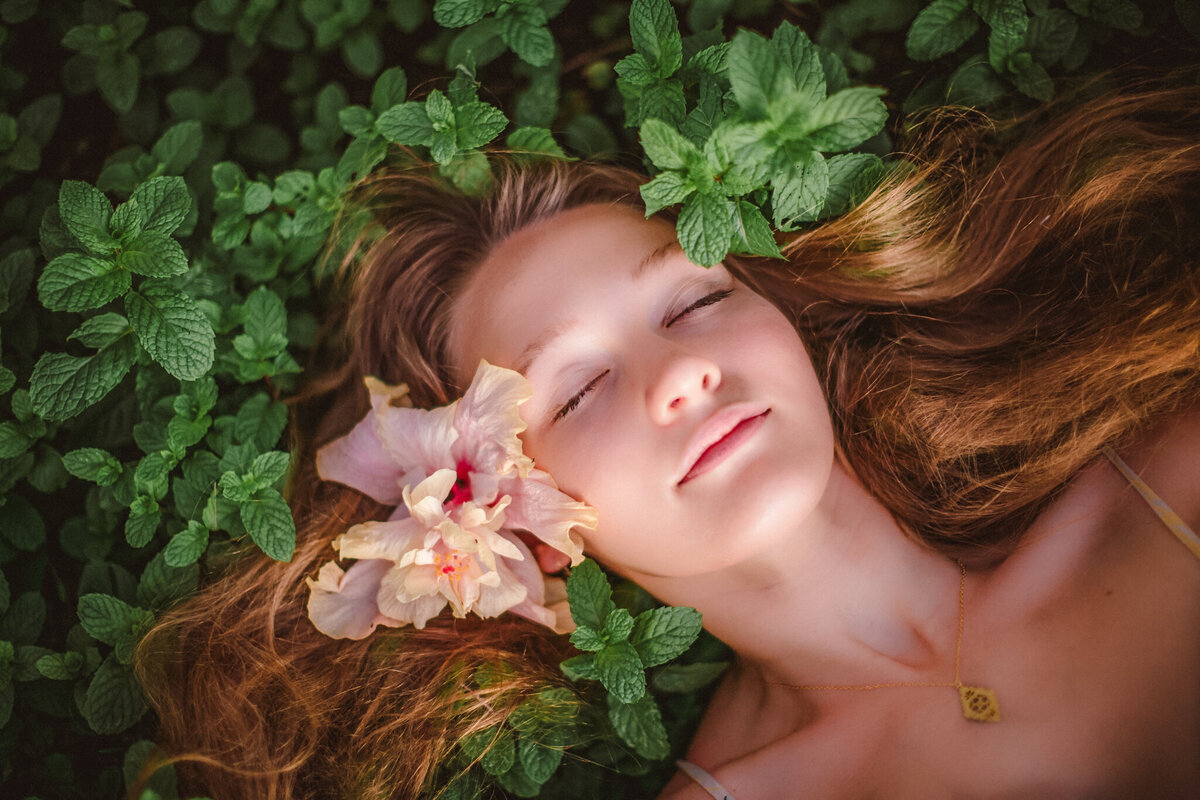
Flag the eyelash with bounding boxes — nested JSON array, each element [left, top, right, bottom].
[[551, 287, 734, 422]]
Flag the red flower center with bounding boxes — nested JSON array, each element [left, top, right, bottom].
[[446, 459, 473, 507]]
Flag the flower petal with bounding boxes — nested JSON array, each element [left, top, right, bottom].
[[315, 412, 405, 505], [453, 361, 534, 478], [376, 403, 457, 482], [306, 559, 401, 639], [335, 518, 424, 562], [502, 470, 596, 566], [378, 564, 449, 629]]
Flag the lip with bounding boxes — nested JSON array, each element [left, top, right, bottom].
[[675, 403, 771, 486]]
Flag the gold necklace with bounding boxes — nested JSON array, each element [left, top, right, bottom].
[[767, 561, 1001, 723]]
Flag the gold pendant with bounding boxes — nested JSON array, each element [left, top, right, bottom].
[[958, 685, 1000, 722]]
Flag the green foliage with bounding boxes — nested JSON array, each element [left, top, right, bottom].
[[0, 0, 1189, 796]]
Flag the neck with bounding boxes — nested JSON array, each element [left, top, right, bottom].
[[627, 463, 967, 686]]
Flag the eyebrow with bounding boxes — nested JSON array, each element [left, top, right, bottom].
[[633, 239, 683, 280], [515, 238, 683, 376]]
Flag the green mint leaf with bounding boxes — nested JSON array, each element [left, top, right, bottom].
[[639, 117, 700, 171], [607, 692, 669, 759], [677, 192, 734, 267], [434, 0, 488, 28], [519, 736, 563, 784], [947, 54, 1007, 106], [97, 50, 139, 114], [0, 423, 32, 458], [569, 625, 605, 652], [637, 79, 686, 127], [640, 170, 694, 215], [566, 559, 616, 630], [240, 487, 296, 561], [454, 100, 508, 150], [559, 653, 599, 681], [0, 591, 45, 644], [772, 22, 825, 110], [614, 53, 655, 88], [426, 90, 455, 128], [77, 594, 154, 647], [244, 285, 288, 343], [211, 161, 246, 194], [110, 198, 146, 241], [1024, 9, 1079, 66], [906, 0, 981, 61], [233, 392, 288, 451], [822, 153, 885, 216], [371, 66, 409, 114], [652, 660, 730, 692], [728, 28, 785, 118], [125, 280, 216, 381], [629, 0, 682, 77], [805, 86, 887, 152], [730, 198, 782, 258], [481, 728, 516, 775], [164, 521, 209, 567], [38, 252, 129, 312], [137, 549, 198, 610], [36, 651, 85, 681], [58, 180, 115, 253], [242, 182, 272, 215], [974, 0, 1029, 39], [501, 14, 554, 67], [1085, 0, 1141, 30], [68, 313, 130, 348], [430, 130, 458, 164], [595, 640, 645, 703], [376, 101, 435, 145], [83, 653, 147, 735], [29, 336, 136, 421], [773, 149, 829, 229], [63, 448, 123, 486], [126, 500, 161, 547], [249, 451, 290, 488], [630, 605, 702, 667], [505, 126, 567, 158], [117, 231, 188, 277], [602, 606, 635, 644], [150, 121, 203, 174], [1008, 51, 1053, 101], [338, 104, 375, 137]]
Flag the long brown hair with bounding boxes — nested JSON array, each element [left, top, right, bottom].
[[137, 79, 1200, 797]]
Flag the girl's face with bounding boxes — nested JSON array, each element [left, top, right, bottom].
[[451, 203, 835, 579]]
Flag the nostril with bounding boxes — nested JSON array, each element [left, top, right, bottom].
[[701, 373, 710, 390], [669, 397, 682, 409]]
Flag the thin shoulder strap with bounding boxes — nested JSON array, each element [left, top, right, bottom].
[[675, 759, 737, 800], [1102, 445, 1200, 561]]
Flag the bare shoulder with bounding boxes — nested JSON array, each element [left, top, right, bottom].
[[1113, 407, 1200, 532]]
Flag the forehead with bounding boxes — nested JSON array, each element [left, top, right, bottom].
[[450, 203, 681, 378]]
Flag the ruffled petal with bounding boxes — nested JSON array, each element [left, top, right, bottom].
[[375, 402, 456, 480], [377, 564, 449, 629], [404, 469, 456, 529], [335, 518, 424, 562], [305, 559, 401, 639], [502, 470, 596, 566], [453, 361, 534, 478], [315, 413, 405, 505]]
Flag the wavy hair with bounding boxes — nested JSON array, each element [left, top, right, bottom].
[[137, 78, 1200, 797]]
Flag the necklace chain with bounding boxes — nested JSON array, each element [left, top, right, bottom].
[[767, 561, 1001, 722]]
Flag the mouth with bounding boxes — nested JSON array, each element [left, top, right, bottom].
[[676, 405, 771, 486]]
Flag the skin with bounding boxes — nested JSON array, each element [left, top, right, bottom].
[[450, 203, 1200, 798]]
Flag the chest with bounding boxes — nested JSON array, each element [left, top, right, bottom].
[[683, 465, 1200, 798]]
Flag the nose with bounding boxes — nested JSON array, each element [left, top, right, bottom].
[[647, 352, 721, 425]]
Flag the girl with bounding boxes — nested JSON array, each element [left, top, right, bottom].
[[139, 79, 1200, 798]]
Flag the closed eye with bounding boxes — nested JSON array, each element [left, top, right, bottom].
[[553, 370, 610, 422], [666, 288, 734, 328]]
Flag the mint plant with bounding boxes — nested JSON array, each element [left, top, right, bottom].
[[0, 0, 1192, 796]]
